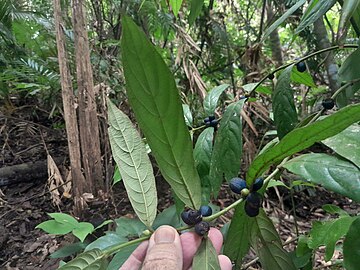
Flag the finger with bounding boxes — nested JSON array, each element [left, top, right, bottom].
[[181, 228, 224, 269], [142, 225, 183, 270], [120, 241, 149, 270], [218, 255, 233, 270]]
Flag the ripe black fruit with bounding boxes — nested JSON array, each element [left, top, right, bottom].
[[229, 177, 247, 194], [209, 119, 218, 127], [195, 221, 210, 236], [199, 205, 212, 217], [181, 209, 202, 225], [296, 62, 306, 73], [244, 200, 260, 217], [322, 98, 335, 110], [244, 192, 262, 217], [268, 73, 274, 80], [252, 178, 264, 192], [204, 116, 215, 124]]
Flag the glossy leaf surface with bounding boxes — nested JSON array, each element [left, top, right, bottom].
[[203, 84, 229, 116], [283, 153, 360, 202], [170, 0, 182, 16], [189, 0, 204, 26], [192, 237, 221, 270], [250, 210, 297, 270], [246, 103, 360, 185], [344, 217, 360, 270], [322, 124, 360, 167], [108, 100, 157, 227], [121, 16, 201, 209], [182, 104, 193, 128], [291, 67, 316, 87], [272, 65, 298, 139], [58, 249, 107, 270], [209, 99, 245, 196]]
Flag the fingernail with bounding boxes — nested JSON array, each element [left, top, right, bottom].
[[154, 226, 176, 243]]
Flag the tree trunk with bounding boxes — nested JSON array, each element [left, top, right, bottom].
[[313, 17, 339, 94], [266, 2, 283, 66], [53, 0, 86, 215], [72, 0, 104, 197]]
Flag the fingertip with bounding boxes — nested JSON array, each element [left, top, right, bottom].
[[180, 231, 202, 269], [120, 241, 149, 270], [218, 254, 233, 270], [207, 227, 224, 254]]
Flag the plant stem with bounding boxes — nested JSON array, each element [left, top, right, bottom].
[[105, 235, 151, 256]]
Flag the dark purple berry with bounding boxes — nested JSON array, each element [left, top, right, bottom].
[[252, 178, 264, 192], [322, 98, 335, 110], [199, 205, 212, 217], [209, 119, 218, 128], [229, 177, 247, 194], [296, 62, 306, 73], [204, 117, 210, 124], [246, 192, 262, 209], [194, 221, 210, 236], [181, 209, 202, 225], [244, 200, 260, 217], [268, 73, 274, 80]]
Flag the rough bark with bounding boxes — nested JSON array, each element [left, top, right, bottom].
[[53, 0, 86, 214], [313, 17, 339, 94], [72, 0, 104, 195], [266, 2, 283, 66]]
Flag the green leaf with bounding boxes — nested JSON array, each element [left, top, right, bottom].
[[250, 210, 297, 270], [113, 165, 122, 185], [267, 179, 290, 189], [203, 84, 230, 116], [188, 0, 204, 26], [242, 83, 272, 95], [223, 201, 254, 267], [48, 213, 79, 226], [153, 205, 182, 229], [36, 220, 75, 235], [337, 47, 360, 107], [338, 0, 360, 41], [115, 217, 147, 238], [182, 104, 193, 128], [209, 100, 245, 196], [344, 217, 360, 270], [85, 232, 127, 251], [272, 65, 298, 139], [121, 16, 201, 209], [261, 0, 307, 42], [95, 220, 113, 231], [50, 242, 87, 259], [194, 128, 214, 201], [308, 216, 355, 261], [295, 0, 337, 35], [322, 204, 349, 217], [322, 124, 360, 168], [170, 0, 183, 17], [58, 249, 107, 270], [283, 153, 360, 202], [246, 103, 360, 185], [72, 222, 95, 242], [192, 237, 221, 270], [107, 243, 140, 270], [108, 100, 157, 227], [291, 67, 316, 87]]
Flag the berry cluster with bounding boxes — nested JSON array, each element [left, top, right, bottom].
[[203, 116, 218, 128], [181, 205, 212, 236], [322, 98, 335, 110], [229, 177, 264, 217]]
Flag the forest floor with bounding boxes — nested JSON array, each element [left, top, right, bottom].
[[1, 107, 359, 270]]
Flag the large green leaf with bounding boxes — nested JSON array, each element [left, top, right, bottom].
[[223, 201, 254, 267], [58, 249, 107, 270], [209, 100, 245, 196], [272, 65, 298, 139], [203, 84, 230, 116], [188, 0, 204, 26], [250, 210, 297, 270], [338, 0, 360, 41], [246, 103, 360, 185], [344, 217, 360, 270], [194, 127, 214, 202], [115, 217, 147, 238], [85, 232, 127, 252], [337, 46, 360, 107], [107, 243, 140, 270], [291, 67, 316, 87], [308, 216, 355, 261], [108, 100, 157, 227], [121, 16, 201, 209], [283, 153, 360, 202], [261, 0, 307, 42], [192, 237, 221, 270], [295, 0, 337, 34], [322, 124, 360, 168], [182, 104, 193, 128], [170, 0, 183, 17]]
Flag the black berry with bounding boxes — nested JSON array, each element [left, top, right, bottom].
[[229, 177, 247, 194], [268, 73, 274, 80], [246, 192, 262, 209], [244, 200, 260, 217], [322, 98, 335, 110], [296, 62, 306, 73], [204, 116, 215, 124], [199, 205, 212, 217], [209, 119, 218, 128], [181, 209, 202, 225], [252, 178, 264, 192], [194, 221, 210, 236]]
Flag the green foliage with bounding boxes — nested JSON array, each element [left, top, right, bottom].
[[57, 249, 107, 270], [343, 217, 360, 270], [203, 84, 230, 116], [192, 237, 221, 270]]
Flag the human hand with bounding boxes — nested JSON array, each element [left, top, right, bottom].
[[120, 225, 232, 270]]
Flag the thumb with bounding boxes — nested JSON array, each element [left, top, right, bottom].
[[142, 225, 183, 270]]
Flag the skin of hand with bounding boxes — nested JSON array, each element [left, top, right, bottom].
[[120, 225, 232, 270]]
